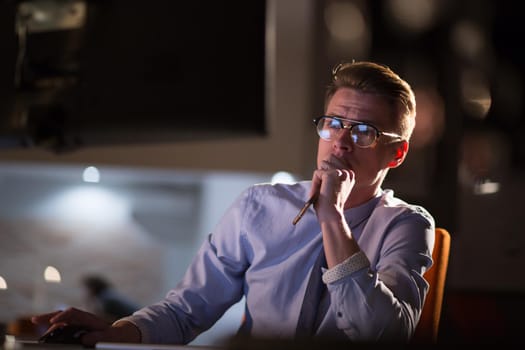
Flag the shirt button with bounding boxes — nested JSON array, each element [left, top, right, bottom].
[[337, 311, 343, 317]]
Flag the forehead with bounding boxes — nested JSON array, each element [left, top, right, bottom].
[[326, 87, 394, 126]]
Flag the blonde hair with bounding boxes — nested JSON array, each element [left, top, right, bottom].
[[325, 61, 416, 140]]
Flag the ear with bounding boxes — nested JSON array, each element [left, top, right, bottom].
[[387, 141, 409, 168]]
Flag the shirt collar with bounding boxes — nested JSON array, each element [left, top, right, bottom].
[[343, 190, 383, 229]]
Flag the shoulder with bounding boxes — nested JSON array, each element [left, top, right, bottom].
[[242, 180, 311, 204], [231, 181, 313, 229], [377, 189, 435, 228]]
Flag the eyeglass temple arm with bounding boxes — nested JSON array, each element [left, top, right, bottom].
[[380, 131, 404, 139]]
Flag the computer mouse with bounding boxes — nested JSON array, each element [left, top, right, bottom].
[[38, 325, 88, 344]]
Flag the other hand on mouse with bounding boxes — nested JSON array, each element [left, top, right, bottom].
[[38, 325, 88, 344]]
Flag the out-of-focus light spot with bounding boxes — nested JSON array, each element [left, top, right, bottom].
[[271, 171, 296, 184], [44, 266, 61, 283], [36, 186, 129, 227], [0, 276, 7, 289], [474, 180, 500, 195], [460, 68, 492, 119], [459, 131, 509, 193], [385, 0, 438, 32], [324, 1, 371, 58], [451, 20, 486, 60], [33, 10, 50, 23], [83, 166, 100, 183], [411, 87, 445, 148], [325, 1, 366, 41]]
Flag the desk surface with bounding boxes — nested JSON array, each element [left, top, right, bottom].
[[3, 337, 220, 350], [96, 343, 219, 350]]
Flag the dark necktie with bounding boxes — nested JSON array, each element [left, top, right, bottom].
[[295, 247, 327, 337]]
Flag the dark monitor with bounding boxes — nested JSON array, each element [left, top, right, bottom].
[[0, 0, 267, 152]]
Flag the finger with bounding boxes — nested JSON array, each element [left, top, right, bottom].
[[343, 169, 355, 182], [49, 308, 76, 324], [321, 154, 351, 170], [39, 322, 69, 338], [319, 159, 341, 171], [49, 308, 89, 327], [319, 160, 330, 171], [31, 310, 62, 325], [55, 308, 110, 331], [337, 169, 350, 181]]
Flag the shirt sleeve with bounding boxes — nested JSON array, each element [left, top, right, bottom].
[[121, 188, 252, 344], [326, 210, 434, 343]]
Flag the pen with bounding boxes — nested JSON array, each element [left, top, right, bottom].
[[292, 196, 316, 225]]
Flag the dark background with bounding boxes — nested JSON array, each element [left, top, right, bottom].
[[0, 0, 267, 151]]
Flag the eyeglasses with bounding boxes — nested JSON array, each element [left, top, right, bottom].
[[313, 116, 403, 148]]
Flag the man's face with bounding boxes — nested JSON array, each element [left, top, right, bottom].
[[317, 87, 405, 194]]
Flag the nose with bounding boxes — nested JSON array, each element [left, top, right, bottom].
[[332, 128, 353, 152]]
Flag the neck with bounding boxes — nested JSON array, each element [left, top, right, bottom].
[[344, 184, 382, 209]]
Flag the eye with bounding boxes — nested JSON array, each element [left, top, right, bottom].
[[353, 124, 376, 136], [327, 118, 343, 129], [351, 124, 378, 146]]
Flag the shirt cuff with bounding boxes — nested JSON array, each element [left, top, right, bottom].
[[322, 250, 370, 284]]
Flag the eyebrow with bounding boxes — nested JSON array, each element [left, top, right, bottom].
[[325, 115, 374, 125]]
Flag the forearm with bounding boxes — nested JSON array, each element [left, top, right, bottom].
[[319, 211, 361, 268]]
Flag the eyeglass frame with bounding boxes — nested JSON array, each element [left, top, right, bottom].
[[313, 115, 404, 148]]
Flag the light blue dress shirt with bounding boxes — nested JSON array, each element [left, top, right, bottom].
[[122, 181, 435, 344]]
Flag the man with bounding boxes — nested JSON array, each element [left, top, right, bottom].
[[32, 61, 434, 345]]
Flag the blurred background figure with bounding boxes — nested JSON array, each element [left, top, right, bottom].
[[81, 275, 140, 323]]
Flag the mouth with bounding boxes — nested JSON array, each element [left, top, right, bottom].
[[320, 154, 352, 171]]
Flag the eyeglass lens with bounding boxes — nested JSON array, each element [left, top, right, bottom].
[[317, 117, 377, 147]]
